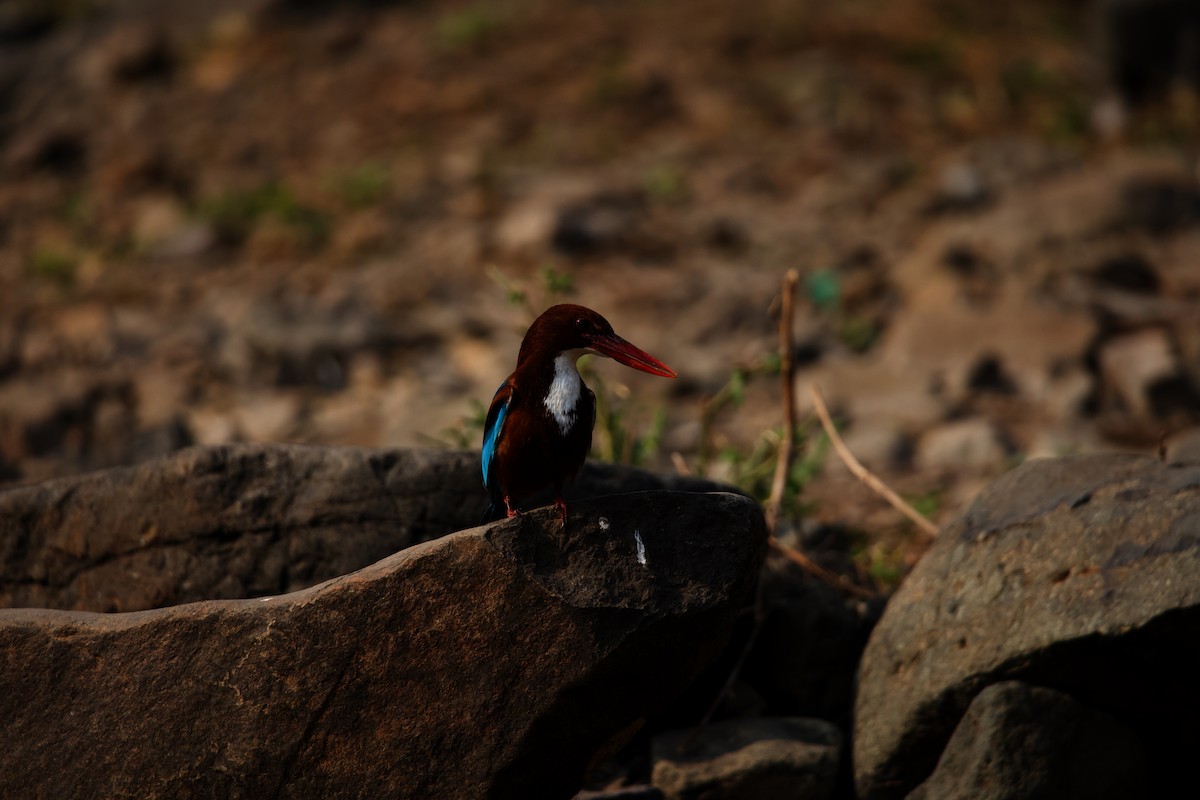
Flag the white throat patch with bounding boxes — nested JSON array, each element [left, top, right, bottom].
[[544, 351, 584, 435]]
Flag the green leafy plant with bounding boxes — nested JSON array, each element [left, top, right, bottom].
[[583, 361, 667, 467], [437, 3, 502, 53], [787, 430, 829, 516], [540, 265, 574, 296], [906, 490, 942, 520], [334, 163, 390, 209], [591, 49, 633, 107], [29, 247, 79, 288], [59, 191, 93, 228], [486, 263, 575, 320], [836, 314, 879, 353], [1000, 58, 1089, 142], [710, 421, 825, 517], [643, 164, 690, 205], [440, 398, 489, 448], [853, 541, 907, 592], [487, 265, 533, 312], [694, 357, 780, 475], [198, 182, 329, 248], [805, 268, 883, 353]]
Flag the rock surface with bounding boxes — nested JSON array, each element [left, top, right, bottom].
[[0, 490, 766, 800], [854, 453, 1200, 799], [651, 717, 841, 800], [0, 443, 729, 612], [906, 681, 1146, 800]]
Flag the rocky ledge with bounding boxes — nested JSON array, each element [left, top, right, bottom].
[[854, 452, 1200, 799], [0, 485, 766, 799], [0, 443, 729, 612]]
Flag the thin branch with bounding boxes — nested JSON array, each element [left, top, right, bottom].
[[764, 269, 798, 535], [809, 385, 940, 538], [687, 275, 903, 753], [764, 272, 874, 598], [768, 535, 875, 600]]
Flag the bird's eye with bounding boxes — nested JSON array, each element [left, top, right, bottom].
[[575, 317, 594, 332]]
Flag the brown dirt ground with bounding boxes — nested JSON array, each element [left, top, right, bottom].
[[2, 0, 1199, 588]]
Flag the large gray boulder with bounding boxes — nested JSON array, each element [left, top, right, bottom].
[[854, 453, 1200, 799], [0, 443, 728, 612], [0, 490, 766, 800]]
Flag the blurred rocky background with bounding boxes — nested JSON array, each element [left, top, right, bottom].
[[3, 1, 1200, 797], [2, 0, 1200, 597]]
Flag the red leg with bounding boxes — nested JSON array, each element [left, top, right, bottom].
[[552, 478, 569, 527], [504, 496, 519, 518]]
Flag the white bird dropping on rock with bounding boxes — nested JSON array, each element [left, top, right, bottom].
[[635, 530, 647, 566], [599, 517, 610, 531]]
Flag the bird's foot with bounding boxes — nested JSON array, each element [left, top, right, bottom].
[[554, 496, 568, 528], [504, 496, 519, 518]]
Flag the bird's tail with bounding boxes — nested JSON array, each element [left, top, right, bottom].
[[480, 500, 501, 525]]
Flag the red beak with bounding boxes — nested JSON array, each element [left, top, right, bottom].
[[588, 334, 677, 378]]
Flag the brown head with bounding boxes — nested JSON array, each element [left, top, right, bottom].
[[515, 304, 676, 378]]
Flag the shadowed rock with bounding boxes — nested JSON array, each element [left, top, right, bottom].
[[854, 453, 1200, 799], [0, 443, 730, 612], [907, 681, 1146, 800], [651, 717, 841, 800], [0, 490, 766, 800]]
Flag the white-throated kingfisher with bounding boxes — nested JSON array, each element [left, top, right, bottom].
[[481, 304, 677, 524]]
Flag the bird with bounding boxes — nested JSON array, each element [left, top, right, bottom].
[[481, 304, 677, 525]]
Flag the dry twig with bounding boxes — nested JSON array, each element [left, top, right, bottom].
[[768, 537, 874, 600], [762, 270, 877, 599], [763, 269, 798, 535], [687, 270, 877, 751], [683, 271, 799, 751], [809, 384, 940, 538]]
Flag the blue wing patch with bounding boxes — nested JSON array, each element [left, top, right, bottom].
[[481, 383, 511, 490]]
